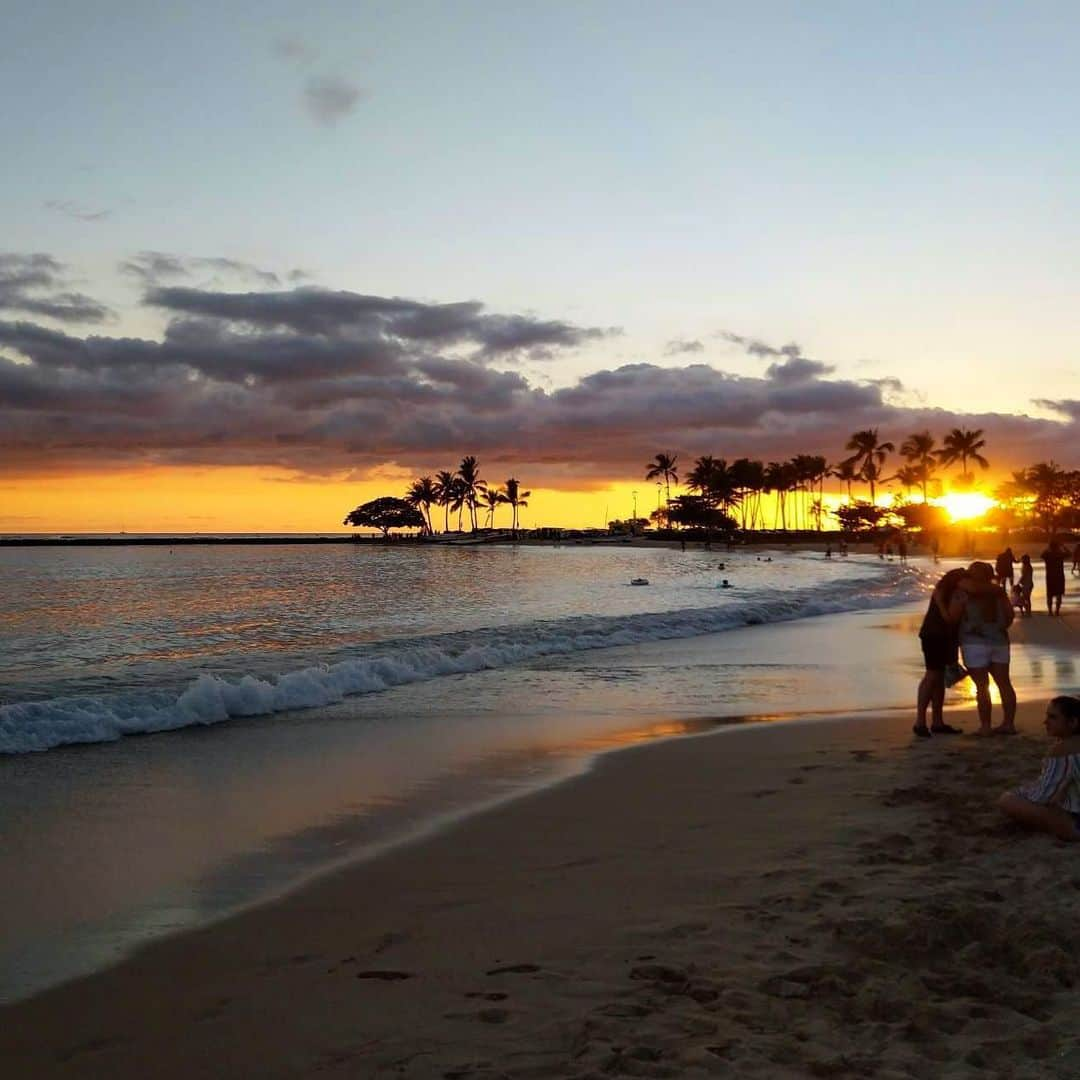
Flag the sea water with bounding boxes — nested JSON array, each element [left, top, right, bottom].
[[0, 542, 1075, 1002]]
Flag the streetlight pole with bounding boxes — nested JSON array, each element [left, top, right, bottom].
[[632, 490, 638, 522]]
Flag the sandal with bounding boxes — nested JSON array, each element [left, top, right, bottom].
[[912, 725, 931, 738]]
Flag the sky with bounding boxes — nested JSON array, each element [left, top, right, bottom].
[[2, 0, 1078, 531]]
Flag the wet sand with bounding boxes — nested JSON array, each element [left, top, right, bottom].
[[2, 614, 1078, 1078]]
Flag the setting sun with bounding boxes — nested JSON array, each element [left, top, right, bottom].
[[936, 492, 996, 522]]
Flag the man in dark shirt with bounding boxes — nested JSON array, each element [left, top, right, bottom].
[[1042, 539, 1067, 615], [995, 547, 1015, 587]]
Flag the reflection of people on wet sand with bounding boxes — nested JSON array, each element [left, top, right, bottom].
[[914, 568, 967, 737], [998, 696, 1080, 842], [1042, 538, 1067, 616], [948, 562, 1017, 736]]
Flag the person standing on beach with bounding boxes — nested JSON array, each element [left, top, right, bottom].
[[994, 546, 1015, 588], [1073, 541, 1080, 575], [914, 568, 968, 737], [1041, 538, 1067, 615], [1018, 554, 1034, 617], [948, 562, 1017, 736], [998, 696, 1080, 841]]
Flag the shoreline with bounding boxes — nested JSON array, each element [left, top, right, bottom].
[[3, 612, 1078, 1075]]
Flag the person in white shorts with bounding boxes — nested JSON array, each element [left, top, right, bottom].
[[948, 561, 1016, 736]]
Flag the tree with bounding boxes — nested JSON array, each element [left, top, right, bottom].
[[894, 464, 921, 500], [899, 431, 938, 503], [480, 487, 505, 529], [845, 428, 895, 505], [406, 476, 438, 535], [502, 477, 531, 535], [832, 457, 860, 505], [1027, 461, 1069, 537], [433, 470, 458, 533], [343, 497, 425, 538], [645, 452, 679, 504], [666, 495, 737, 534], [937, 428, 989, 486], [457, 456, 483, 532], [835, 502, 888, 535]]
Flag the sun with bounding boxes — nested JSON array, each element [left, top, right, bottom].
[[937, 492, 996, 522]]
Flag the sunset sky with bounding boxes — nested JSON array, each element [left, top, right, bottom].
[[2, 1, 1078, 532]]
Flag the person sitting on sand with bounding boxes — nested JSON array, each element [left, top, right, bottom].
[[948, 561, 1017, 736], [998, 696, 1080, 841], [915, 568, 969, 737]]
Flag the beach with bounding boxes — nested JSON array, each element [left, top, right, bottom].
[[2, 612, 1078, 1078]]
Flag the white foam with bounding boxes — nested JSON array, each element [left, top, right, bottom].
[[0, 567, 924, 754]]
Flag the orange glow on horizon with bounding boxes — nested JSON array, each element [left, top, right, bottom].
[[0, 467, 661, 534]]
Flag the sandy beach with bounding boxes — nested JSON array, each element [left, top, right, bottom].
[[3, 614, 1078, 1078]]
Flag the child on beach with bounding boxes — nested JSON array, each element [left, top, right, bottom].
[[998, 697, 1080, 841], [1018, 554, 1034, 617]]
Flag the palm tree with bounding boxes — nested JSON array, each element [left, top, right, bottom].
[[645, 453, 679, 504], [899, 431, 937, 503], [433, 470, 460, 533], [405, 476, 438, 535], [832, 457, 860, 505], [936, 428, 989, 486], [845, 429, 895, 505], [894, 465, 921, 501], [502, 477, 531, 536], [480, 487, 504, 529], [457, 456, 483, 532]]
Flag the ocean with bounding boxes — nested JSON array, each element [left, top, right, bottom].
[[1, 542, 1074, 1002]]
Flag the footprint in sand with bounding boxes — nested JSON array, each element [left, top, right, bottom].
[[465, 991, 508, 1001], [355, 969, 413, 981], [485, 963, 540, 975]]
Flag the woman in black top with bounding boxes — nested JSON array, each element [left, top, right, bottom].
[[915, 568, 967, 736]]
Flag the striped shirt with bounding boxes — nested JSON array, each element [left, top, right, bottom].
[[1016, 753, 1080, 813]]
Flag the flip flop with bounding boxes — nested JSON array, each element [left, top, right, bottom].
[[930, 724, 963, 735], [912, 725, 931, 738]]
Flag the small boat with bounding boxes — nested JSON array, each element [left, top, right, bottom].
[[630, 577, 650, 586]]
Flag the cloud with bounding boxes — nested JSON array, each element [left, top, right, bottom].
[[720, 331, 802, 360], [144, 285, 616, 358], [1034, 398, 1080, 423], [43, 199, 110, 222], [273, 35, 318, 65], [120, 252, 280, 287], [1, 274, 1075, 486], [765, 357, 835, 383], [0, 253, 110, 324], [664, 339, 704, 356], [302, 75, 365, 125]]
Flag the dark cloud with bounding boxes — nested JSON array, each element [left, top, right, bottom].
[[1, 278, 1075, 485], [721, 331, 802, 360], [145, 286, 615, 357], [43, 199, 110, 222], [664, 339, 704, 356], [120, 252, 280, 287], [0, 253, 110, 324], [766, 357, 835, 383], [1034, 398, 1080, 422], [303, 75, 365, 126]]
